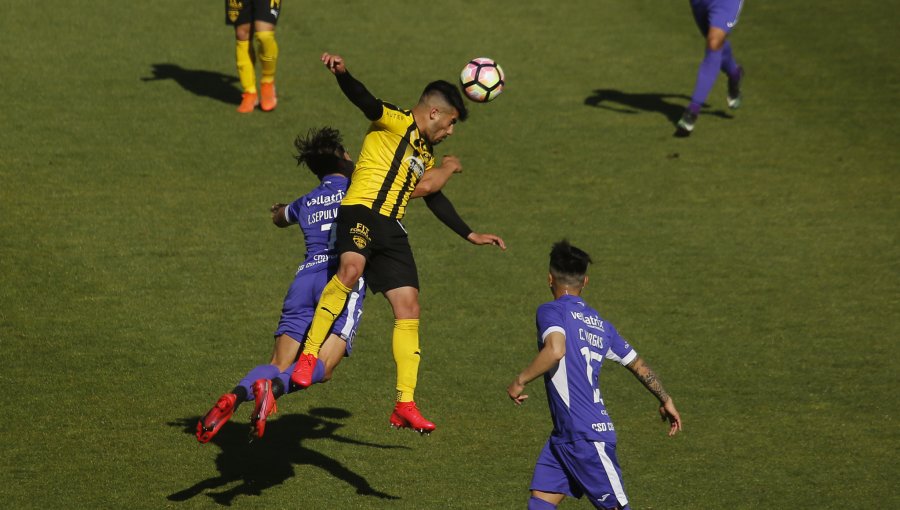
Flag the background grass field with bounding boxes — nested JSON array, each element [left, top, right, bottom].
[[1, 1, 897, 508]]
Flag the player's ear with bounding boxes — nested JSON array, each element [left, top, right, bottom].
[[430, 107, 441, 120], [582, 275, 589, 288], [547, 273, 554, 288]]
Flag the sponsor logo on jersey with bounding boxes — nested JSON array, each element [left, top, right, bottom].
[[350, 222, 371, 249], [307, 190, 345, 207], [406, 156, 426, 179]]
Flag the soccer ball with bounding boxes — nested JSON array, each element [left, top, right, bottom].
[[459, 58, 505, 103]]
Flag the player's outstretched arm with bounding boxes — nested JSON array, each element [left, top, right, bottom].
[[321, 52, 381, 121], [626, 356, 683, 436], [422, 190, 506, 250], [507, 332, 566, 405], [466, 232, 506, 250], [271, 203, 292, 228]]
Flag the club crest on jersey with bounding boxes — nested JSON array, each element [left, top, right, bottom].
[[405, 156, 426, 179], [350, 222, 371, 249], [228, 0, 243, 22]]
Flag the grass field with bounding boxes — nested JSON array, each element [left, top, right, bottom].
[[1, 1, 897, 508]]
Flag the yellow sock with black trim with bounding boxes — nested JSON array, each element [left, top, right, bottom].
[[302, 275, 352, 356], [235, 39, 257, 93], [393, 319, 420, 403], [254, 31, 278, 84]]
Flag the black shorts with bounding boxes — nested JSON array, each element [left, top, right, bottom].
[[335, 204, 419, 294], [225, 0, 281, 26]]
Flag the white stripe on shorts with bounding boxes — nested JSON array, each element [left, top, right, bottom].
[[339, 277, 364, 340], [594, 442, 628, 507]]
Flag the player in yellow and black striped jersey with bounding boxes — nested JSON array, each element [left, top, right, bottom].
[[291, 52, 507, 433]]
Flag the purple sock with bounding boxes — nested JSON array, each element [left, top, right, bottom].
[[236, 364, 280, 401], [690, 46, 724, 111], [528, 496, 557, 510], [720, 41, 740, 77], [278, 359, 326, 394]]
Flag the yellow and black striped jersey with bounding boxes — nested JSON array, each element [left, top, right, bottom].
[[343, 103, 435, 220]]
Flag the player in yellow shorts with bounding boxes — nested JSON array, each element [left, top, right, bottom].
[[225, 0, 281, 112], [292, 52, 506, 433]]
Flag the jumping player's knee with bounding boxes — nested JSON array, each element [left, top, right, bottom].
[[706, 28, 727, 51], [234, 24, 251, 41]]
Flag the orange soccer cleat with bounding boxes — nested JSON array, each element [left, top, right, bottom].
[[260, 82, 277, 112], [237, 92, 258, 113], [390, 401, 436, 435]]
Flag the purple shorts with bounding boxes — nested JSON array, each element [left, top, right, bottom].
[[690, 0, 744, 34], [530, 440, 629, 510], [274, 263, 365, 355]]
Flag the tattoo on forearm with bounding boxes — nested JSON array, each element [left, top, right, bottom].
[[630, 358, 670, 403]]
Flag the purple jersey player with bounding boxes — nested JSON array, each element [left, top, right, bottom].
[[675, 0, 745, 136], [197, 127, 366, 443], [507, 241, 682, 510]]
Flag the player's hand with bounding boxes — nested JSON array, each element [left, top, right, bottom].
[[321, 53, 346, 74], [440, 155, 462, 174], [467, 232, 507, 250], [659, 399, 682, 437], [507, 380, 528, 405], [270, 203, 287, 214]]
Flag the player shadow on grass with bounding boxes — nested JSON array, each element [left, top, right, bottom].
[[584, 89, 732, 125], [167, 407, 404, 505], [142, 63, 242, 105]]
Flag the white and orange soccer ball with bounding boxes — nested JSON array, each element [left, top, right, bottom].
[[459, 58, 505, 103]]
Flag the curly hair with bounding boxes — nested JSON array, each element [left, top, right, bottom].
[[293, 127, 352, 179]]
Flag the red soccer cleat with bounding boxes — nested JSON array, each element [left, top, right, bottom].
[[390, 401, 436, 435], [290, 353, 317, 388], [196, 393, 237, 443], [250, 379, 277, 439]]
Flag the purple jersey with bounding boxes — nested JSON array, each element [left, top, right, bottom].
[[536, 295, 637, 444], [284, 175, 348, 272], [274, 174, 365, 346]]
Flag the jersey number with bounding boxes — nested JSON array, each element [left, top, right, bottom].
[[580, 347, 603, 404]]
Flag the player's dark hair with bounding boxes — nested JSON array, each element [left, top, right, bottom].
[[293, 126, 353, 180], [422, 80, 469, 121], [549, 240, 593, 287]]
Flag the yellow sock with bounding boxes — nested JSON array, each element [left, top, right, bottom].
[[235, 39, 257, 93], [254, 31, 278, 84], [302, 275, 352, 356], [393, 319, 420, 403]]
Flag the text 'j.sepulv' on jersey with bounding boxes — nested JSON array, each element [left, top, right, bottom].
[[341, 103, 435, 220], [285, 175, 348, 272], [535, 294, 637, 444]]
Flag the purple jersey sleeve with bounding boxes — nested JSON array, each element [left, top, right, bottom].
[[604, 322, 637, 366], [536, 301, 566, 347]]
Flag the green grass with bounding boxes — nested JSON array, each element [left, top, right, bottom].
[[1, 1, 897, 508]]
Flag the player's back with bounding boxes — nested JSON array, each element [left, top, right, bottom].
[[535, 295, 637, 444], [286, 175, 349, 269]]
